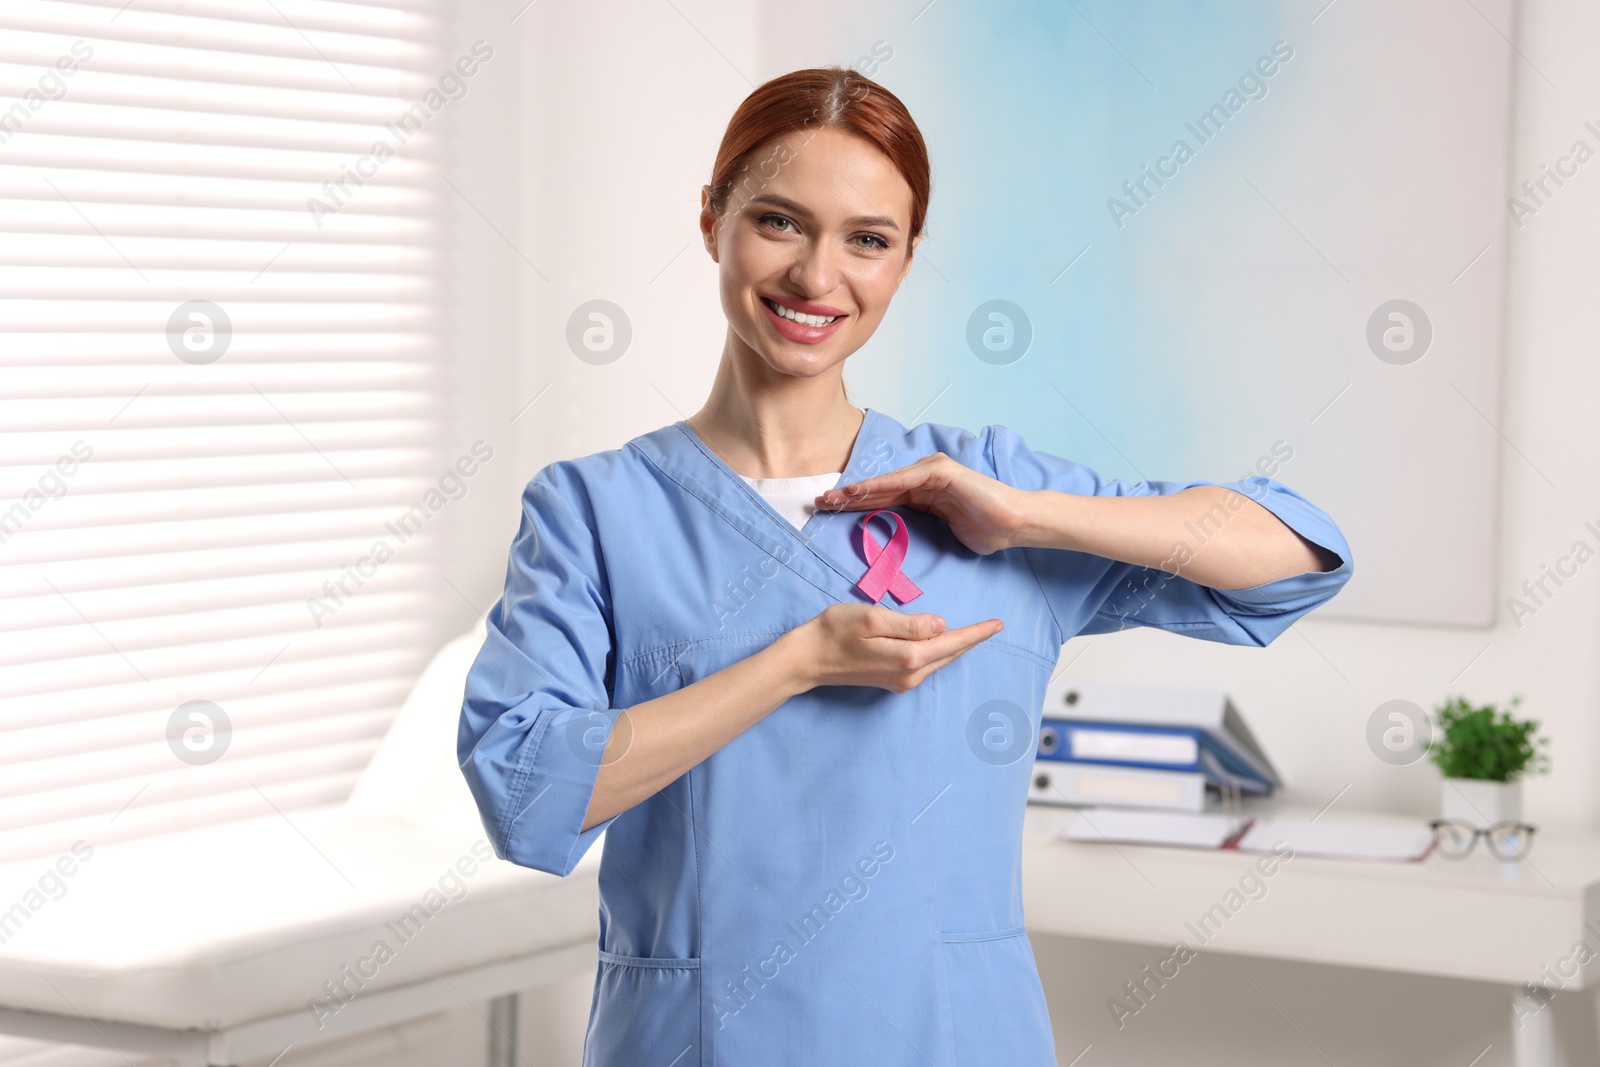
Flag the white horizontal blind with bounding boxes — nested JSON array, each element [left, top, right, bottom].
[[0, 0, 451, 866]]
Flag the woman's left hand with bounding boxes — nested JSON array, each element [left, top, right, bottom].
[[816, 452, 1033, 556]]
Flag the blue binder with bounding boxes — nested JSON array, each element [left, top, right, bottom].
[[1035, 719, 1274, 794], [1033, 683, 1282, 796]]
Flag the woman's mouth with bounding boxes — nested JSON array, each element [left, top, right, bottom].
[[760, 296, 847, 344]]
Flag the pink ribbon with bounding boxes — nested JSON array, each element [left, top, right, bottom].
[[855, 509, 923, 605]]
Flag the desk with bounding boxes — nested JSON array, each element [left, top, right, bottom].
[[1022, 805, 1600, 1067]]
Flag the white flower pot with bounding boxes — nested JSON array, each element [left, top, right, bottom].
[[1440, 777, 1522, 828]]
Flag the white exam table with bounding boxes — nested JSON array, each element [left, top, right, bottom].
[[0, 622, 600, 1067]]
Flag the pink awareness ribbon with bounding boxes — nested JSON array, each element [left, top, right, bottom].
[[855, 509, 923, 605]]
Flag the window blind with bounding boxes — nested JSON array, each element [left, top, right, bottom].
[[0, 0, 451, 867]]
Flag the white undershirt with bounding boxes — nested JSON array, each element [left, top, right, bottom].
[[739, 471, 844, 530]]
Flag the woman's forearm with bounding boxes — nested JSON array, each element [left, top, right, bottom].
[[580, 629, 815, 831], [1011, 485, 1340, 590]]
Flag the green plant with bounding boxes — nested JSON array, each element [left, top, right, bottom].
[[1428, 694, 1551, 783]]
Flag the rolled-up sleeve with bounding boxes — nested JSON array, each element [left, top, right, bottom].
[[986, 423, 1353, 647], [458, 471, 620, 876]]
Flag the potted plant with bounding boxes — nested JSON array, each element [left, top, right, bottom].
[[1428, 694, 1550, 827]]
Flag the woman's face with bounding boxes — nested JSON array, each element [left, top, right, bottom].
[[700, 126, 921, 380]]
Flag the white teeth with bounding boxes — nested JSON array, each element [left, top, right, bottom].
[[765, 298, 838, 328]]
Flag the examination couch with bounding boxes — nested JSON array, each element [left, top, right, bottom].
[[0, 621, 600, 1066]]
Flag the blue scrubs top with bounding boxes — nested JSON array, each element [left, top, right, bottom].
[[458, 408, 1352, 1066]]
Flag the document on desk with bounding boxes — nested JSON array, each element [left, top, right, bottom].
[[1236, 817, 1435, 862], [1062, 809, 1254, 849]]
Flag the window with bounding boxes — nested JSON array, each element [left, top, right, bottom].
[[0, 0, 451, 865]]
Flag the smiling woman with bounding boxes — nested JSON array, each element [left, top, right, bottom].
[[458, 65, 1352, 1067]]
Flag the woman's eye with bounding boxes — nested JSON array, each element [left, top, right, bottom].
[[756, 215, 886, 249]]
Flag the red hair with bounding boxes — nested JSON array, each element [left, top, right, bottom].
[[707, 67, 931, 241]]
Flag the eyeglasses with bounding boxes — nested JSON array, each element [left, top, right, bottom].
[[1428, 818, 1537, 861]]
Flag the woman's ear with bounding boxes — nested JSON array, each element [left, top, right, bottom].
[[699, 184, 720, 262]]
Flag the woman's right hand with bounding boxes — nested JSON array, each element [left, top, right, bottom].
[[580, 603, 1004, 830], [781, 602, 1004, 694]]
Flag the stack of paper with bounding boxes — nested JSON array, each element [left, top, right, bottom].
[[1236, 817, 1435, 862], [1062, 809, 1254, 849], [1060, 811, 1438, 862]]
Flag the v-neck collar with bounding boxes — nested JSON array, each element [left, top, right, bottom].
[[680, 407, 878, 537], [632, 407, 897, 603]]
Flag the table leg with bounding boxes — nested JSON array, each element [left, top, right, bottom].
[[1511, 984, 1556, 1067], [487, 992, 520, 1067]]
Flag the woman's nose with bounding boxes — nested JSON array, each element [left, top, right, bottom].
[[786, 239, 843, 296]]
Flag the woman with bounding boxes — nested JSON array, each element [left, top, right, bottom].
[[459, 67, 1350, 1066]]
